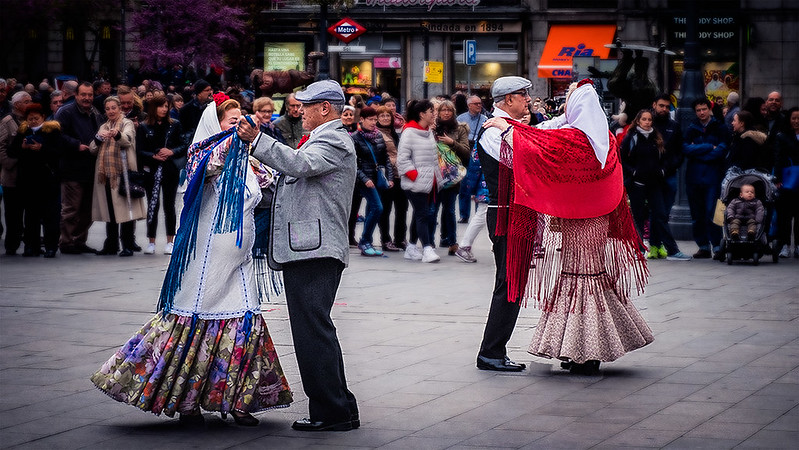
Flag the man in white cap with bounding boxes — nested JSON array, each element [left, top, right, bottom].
[[474, 76, 532, 371], [238, 79, 359, 432]]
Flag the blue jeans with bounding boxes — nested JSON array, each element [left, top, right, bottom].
[[687, 182, 722, 250], [358, 185, 383, 246], [429, 186, 458, 246]]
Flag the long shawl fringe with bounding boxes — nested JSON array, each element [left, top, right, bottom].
[[157, 129, 251, 314], [497, 125, 648, 311]]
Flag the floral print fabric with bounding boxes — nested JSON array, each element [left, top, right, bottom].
[[92, 313, 292, 417]]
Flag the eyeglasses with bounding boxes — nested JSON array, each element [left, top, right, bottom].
[[258, 109, 273, 114], [510, 90, 531, 98]]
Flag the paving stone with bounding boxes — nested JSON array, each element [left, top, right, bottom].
[[1, 233, 798, 448]]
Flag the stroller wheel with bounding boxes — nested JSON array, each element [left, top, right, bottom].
[[771, 242, 780, 263], [752, 252, 760, 266], [726, 252, 733, 265]]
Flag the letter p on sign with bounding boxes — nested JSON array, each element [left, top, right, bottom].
[[464, 40, 477, 66]]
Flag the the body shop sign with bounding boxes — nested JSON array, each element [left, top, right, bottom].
[[328, 18, 367, 44]]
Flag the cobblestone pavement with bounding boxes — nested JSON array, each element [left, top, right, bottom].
[[1, 222, 797, 449]]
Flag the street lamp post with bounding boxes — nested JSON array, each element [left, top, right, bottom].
[[671, 0, 704, 241], [317, 2, 330, 81]]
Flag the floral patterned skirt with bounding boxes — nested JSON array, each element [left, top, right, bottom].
[[91, 313, 292, 417]]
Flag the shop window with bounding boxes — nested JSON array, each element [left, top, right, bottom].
[[341, 60, 373, 95], [381, 35, 401, 51]]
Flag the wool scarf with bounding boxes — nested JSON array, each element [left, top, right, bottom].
[[96, 120, 124, 187]]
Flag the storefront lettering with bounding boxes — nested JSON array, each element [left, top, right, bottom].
[[673, 17, 736, 25], [673, 31, 736, 39], [558, 44, 594, 57], [365, 0, 481, 12], [421, 21, 514, 33]]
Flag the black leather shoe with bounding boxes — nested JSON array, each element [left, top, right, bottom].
[[476, 355, 526, 372], [96, 248, 119, 255], [231, 410, 259, 426], [131, 243, 142, 252], [693, 249, 711, 259], [292, 418, 353, 432], [78, 244, 97, 254], [43, 250, 57, 258], [119, 248, 134, 257], [178, 412, 204, 426]]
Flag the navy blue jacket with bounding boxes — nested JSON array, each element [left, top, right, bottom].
[[683, 117, 730, 185]]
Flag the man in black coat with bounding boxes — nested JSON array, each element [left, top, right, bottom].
[[55, 81, 103, 254], [179, 79, 213, 140]]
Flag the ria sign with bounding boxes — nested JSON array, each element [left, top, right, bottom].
[[328, 18, 367, 44]]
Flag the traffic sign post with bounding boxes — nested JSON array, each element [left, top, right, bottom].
[[463, 40, 477, 95]]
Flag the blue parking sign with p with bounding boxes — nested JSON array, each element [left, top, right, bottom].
[[464, 40, 477, 66]]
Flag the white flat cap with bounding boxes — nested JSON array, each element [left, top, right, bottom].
[[295, 79, 346, 104], [491, 76, 532, 101]]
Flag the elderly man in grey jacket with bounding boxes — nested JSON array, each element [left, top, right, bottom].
[[238, 79, 358, 432]]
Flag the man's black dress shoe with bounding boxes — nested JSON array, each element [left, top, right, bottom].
[[476, 355, 526, 372], [43, 250, 57, 258], [292, 418, 353, 431], [131, 243, 142, 252], [119, 248, 134, 257], [96, 248, 118, 255]]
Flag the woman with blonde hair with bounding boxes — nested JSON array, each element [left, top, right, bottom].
[[91, 96, 145, 256]]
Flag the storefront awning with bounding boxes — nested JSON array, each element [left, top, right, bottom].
[[537, 25, 616, 79]]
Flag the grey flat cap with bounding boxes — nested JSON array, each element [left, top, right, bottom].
[[491, 76, 532, 100], [295, 79, 346, 104]]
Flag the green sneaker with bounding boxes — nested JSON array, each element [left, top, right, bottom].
[[657, 245, 668, 258], [646, 247, 660, 259]]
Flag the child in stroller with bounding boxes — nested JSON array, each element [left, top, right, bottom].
[[726, 184, 764, 241], [719, 170, 778, 265]]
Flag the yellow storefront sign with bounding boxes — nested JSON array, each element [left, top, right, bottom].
[[423, 61, 444, 83]]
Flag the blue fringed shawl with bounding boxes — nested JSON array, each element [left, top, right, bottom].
[[157, 128, 250, 315]]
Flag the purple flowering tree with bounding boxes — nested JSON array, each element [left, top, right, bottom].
[[132, 0, 247, 71]]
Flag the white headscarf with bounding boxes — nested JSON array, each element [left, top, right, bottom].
[[191, 102, 221, 145], [564, 83, 610, 168]]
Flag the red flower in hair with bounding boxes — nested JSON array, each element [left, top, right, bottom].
[[213, 92, 229, 106]]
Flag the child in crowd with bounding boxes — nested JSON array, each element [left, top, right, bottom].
[[726, 183, 764, 240]]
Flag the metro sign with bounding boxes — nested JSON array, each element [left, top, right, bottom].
[[328, 17, 367, 44]]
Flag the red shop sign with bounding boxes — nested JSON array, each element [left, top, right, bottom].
[[328, 17, 367, 44]]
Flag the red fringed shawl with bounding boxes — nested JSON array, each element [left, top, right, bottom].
[[496, 124, 648, 311]]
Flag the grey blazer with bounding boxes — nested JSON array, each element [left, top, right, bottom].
[[250, 119, 356, 270]]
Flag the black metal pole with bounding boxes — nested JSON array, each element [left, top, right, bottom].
[[423, 27, 429, 99], [318, 3, 330, 81], [671, 1, 704, 240]]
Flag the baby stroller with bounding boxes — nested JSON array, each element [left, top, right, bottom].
[[718, 169, 779, 265]]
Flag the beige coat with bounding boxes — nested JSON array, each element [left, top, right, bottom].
[[89, 118, 146, 223]]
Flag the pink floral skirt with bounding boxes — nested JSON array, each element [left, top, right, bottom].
[[91, 313, 292, 417]]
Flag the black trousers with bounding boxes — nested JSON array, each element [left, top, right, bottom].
[[21, 181, 61, 252], [478, 207, 522, 360], [103, 184, 135, 251], [378, 180, 408, 245], [144, 165, 180, 238], [282, 258, 358, 423], [347, 188, 363, 244]]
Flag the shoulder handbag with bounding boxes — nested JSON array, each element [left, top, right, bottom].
[[436, 141, 467, 189], [119, 147, 147, 199], [782, 158, 799, 190], [365, 140, 390, 190]]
